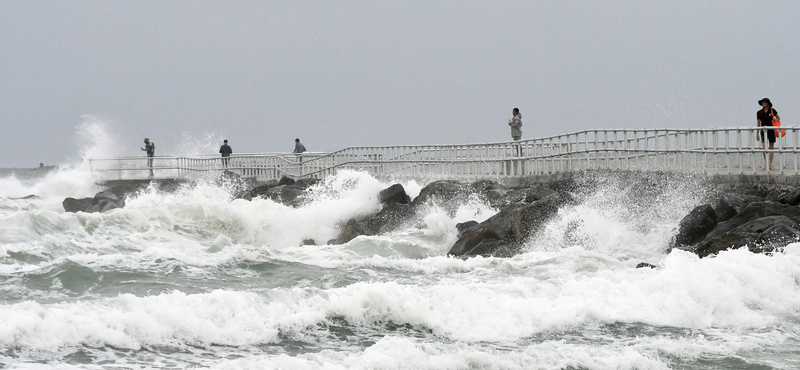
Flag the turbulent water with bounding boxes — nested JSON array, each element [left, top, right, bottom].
[[2, 125, 800, 369]]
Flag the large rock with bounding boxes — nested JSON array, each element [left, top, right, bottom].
[[379, 184, 411, 205], [456, 220, 479, 237], [277, 176, 296, 186], [63, 198, 94, 213], [783, 189, 800, 206], [237, 180, 279, 200], [448, 194, 565, 257], [695, 215, 800, 257], [511, 195, 562, 243], [722, 193, 763, 213], [335, 218, 370, 244], [63, 184, 145, 213], [702, 202, 800, 241], [448, 226, 503, 256], [237, 184, 307, 206], [331, 190, 418, 245], [101, 184, 144, 201], [711, 196, 737, 222], [671, 204, 718, 248], [295, 178, 320, 189], [265, 185, 306, 206], [93, 189, 120, 204], [410, 180, 466, 207], [91, 199, 121, 213], [365, 202, 416, 234]]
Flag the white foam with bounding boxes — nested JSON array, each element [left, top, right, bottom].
[[212, 337, 673, 370], [2, 247, 799, 353]]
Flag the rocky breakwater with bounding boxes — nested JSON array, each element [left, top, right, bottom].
[[235, 176, 319, 207], [62, 175, 317, 214], [672, 184, 800, 257], [333, 179, 577, 256], [62, 179, 187, 213]]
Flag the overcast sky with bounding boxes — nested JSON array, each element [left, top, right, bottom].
[[1, 0, 798, 168]]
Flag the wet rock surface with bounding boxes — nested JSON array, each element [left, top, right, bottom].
[[447, 193, 569, 257], [671, 204, 718, 249], [62, 184, 147, 213], [674, 184, 800, 258]]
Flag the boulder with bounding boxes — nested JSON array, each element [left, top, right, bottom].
[[456, 220, 479, 237], [448, 226, 503, 256], [93, 189, 120, 204], [711, 196, 737, 222], [270, 185, 306, 206], [511, 195, 562, 243], [411, 180, 466, 207], [379, 184, 411, 205], [246, 185, 307, 206], [91, 199, 121, 213], [278, 176, 296, 186], [365, 202, 416, 234], [238, 180, 279, 200], [753, 222, 800, 252], [719, 193, 760, 213], [468, 180, 558, 208], [785, 189, 800, 206], [335, 218, 370, 244], [702, 202, 800, 241], [695, 215, 800, 257], [102, 184, 144, 200], [636, 262, 657, 269], [470, 180, 508, 201], [216, 170, 250, 189], [301, 239, 316, 246], [295, 178, 320, 189], [671, 204, 718, 248], [448, 194, 564, 257], [63, 198, 94, 213]]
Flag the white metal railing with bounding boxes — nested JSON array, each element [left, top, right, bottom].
[[89, 127, 800, 180]]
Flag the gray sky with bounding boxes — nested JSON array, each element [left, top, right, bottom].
[[1, 0, 798, 168]]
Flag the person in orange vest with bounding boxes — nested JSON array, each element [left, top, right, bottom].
[[757, 98, 781, 171]]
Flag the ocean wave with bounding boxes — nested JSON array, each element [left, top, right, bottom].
[[2, 246, 799, 352]]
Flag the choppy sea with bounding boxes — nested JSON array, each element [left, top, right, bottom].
[[1, 123, 799, 370]]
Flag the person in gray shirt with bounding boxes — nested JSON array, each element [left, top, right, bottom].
[[293, 138, 307, 163], [508, 108, 522, 140], [508, 108, 522, 156]]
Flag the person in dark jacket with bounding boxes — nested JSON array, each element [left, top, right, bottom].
[[757, 98, 781, 171], [219, 139, 232, 168], [141, 138, 155, 178]]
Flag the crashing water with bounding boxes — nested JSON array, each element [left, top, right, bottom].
[[1, 123, 800, 369]]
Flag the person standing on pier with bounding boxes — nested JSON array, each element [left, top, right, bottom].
[[757, 98, 780, 171], [293, 138, 307, 163], [141, 138, 155, 178], [219, 139, 232, 168], [508, 108, 523, 156]]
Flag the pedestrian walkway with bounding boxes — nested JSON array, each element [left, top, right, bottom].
[[89, 127, 800, 181]]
